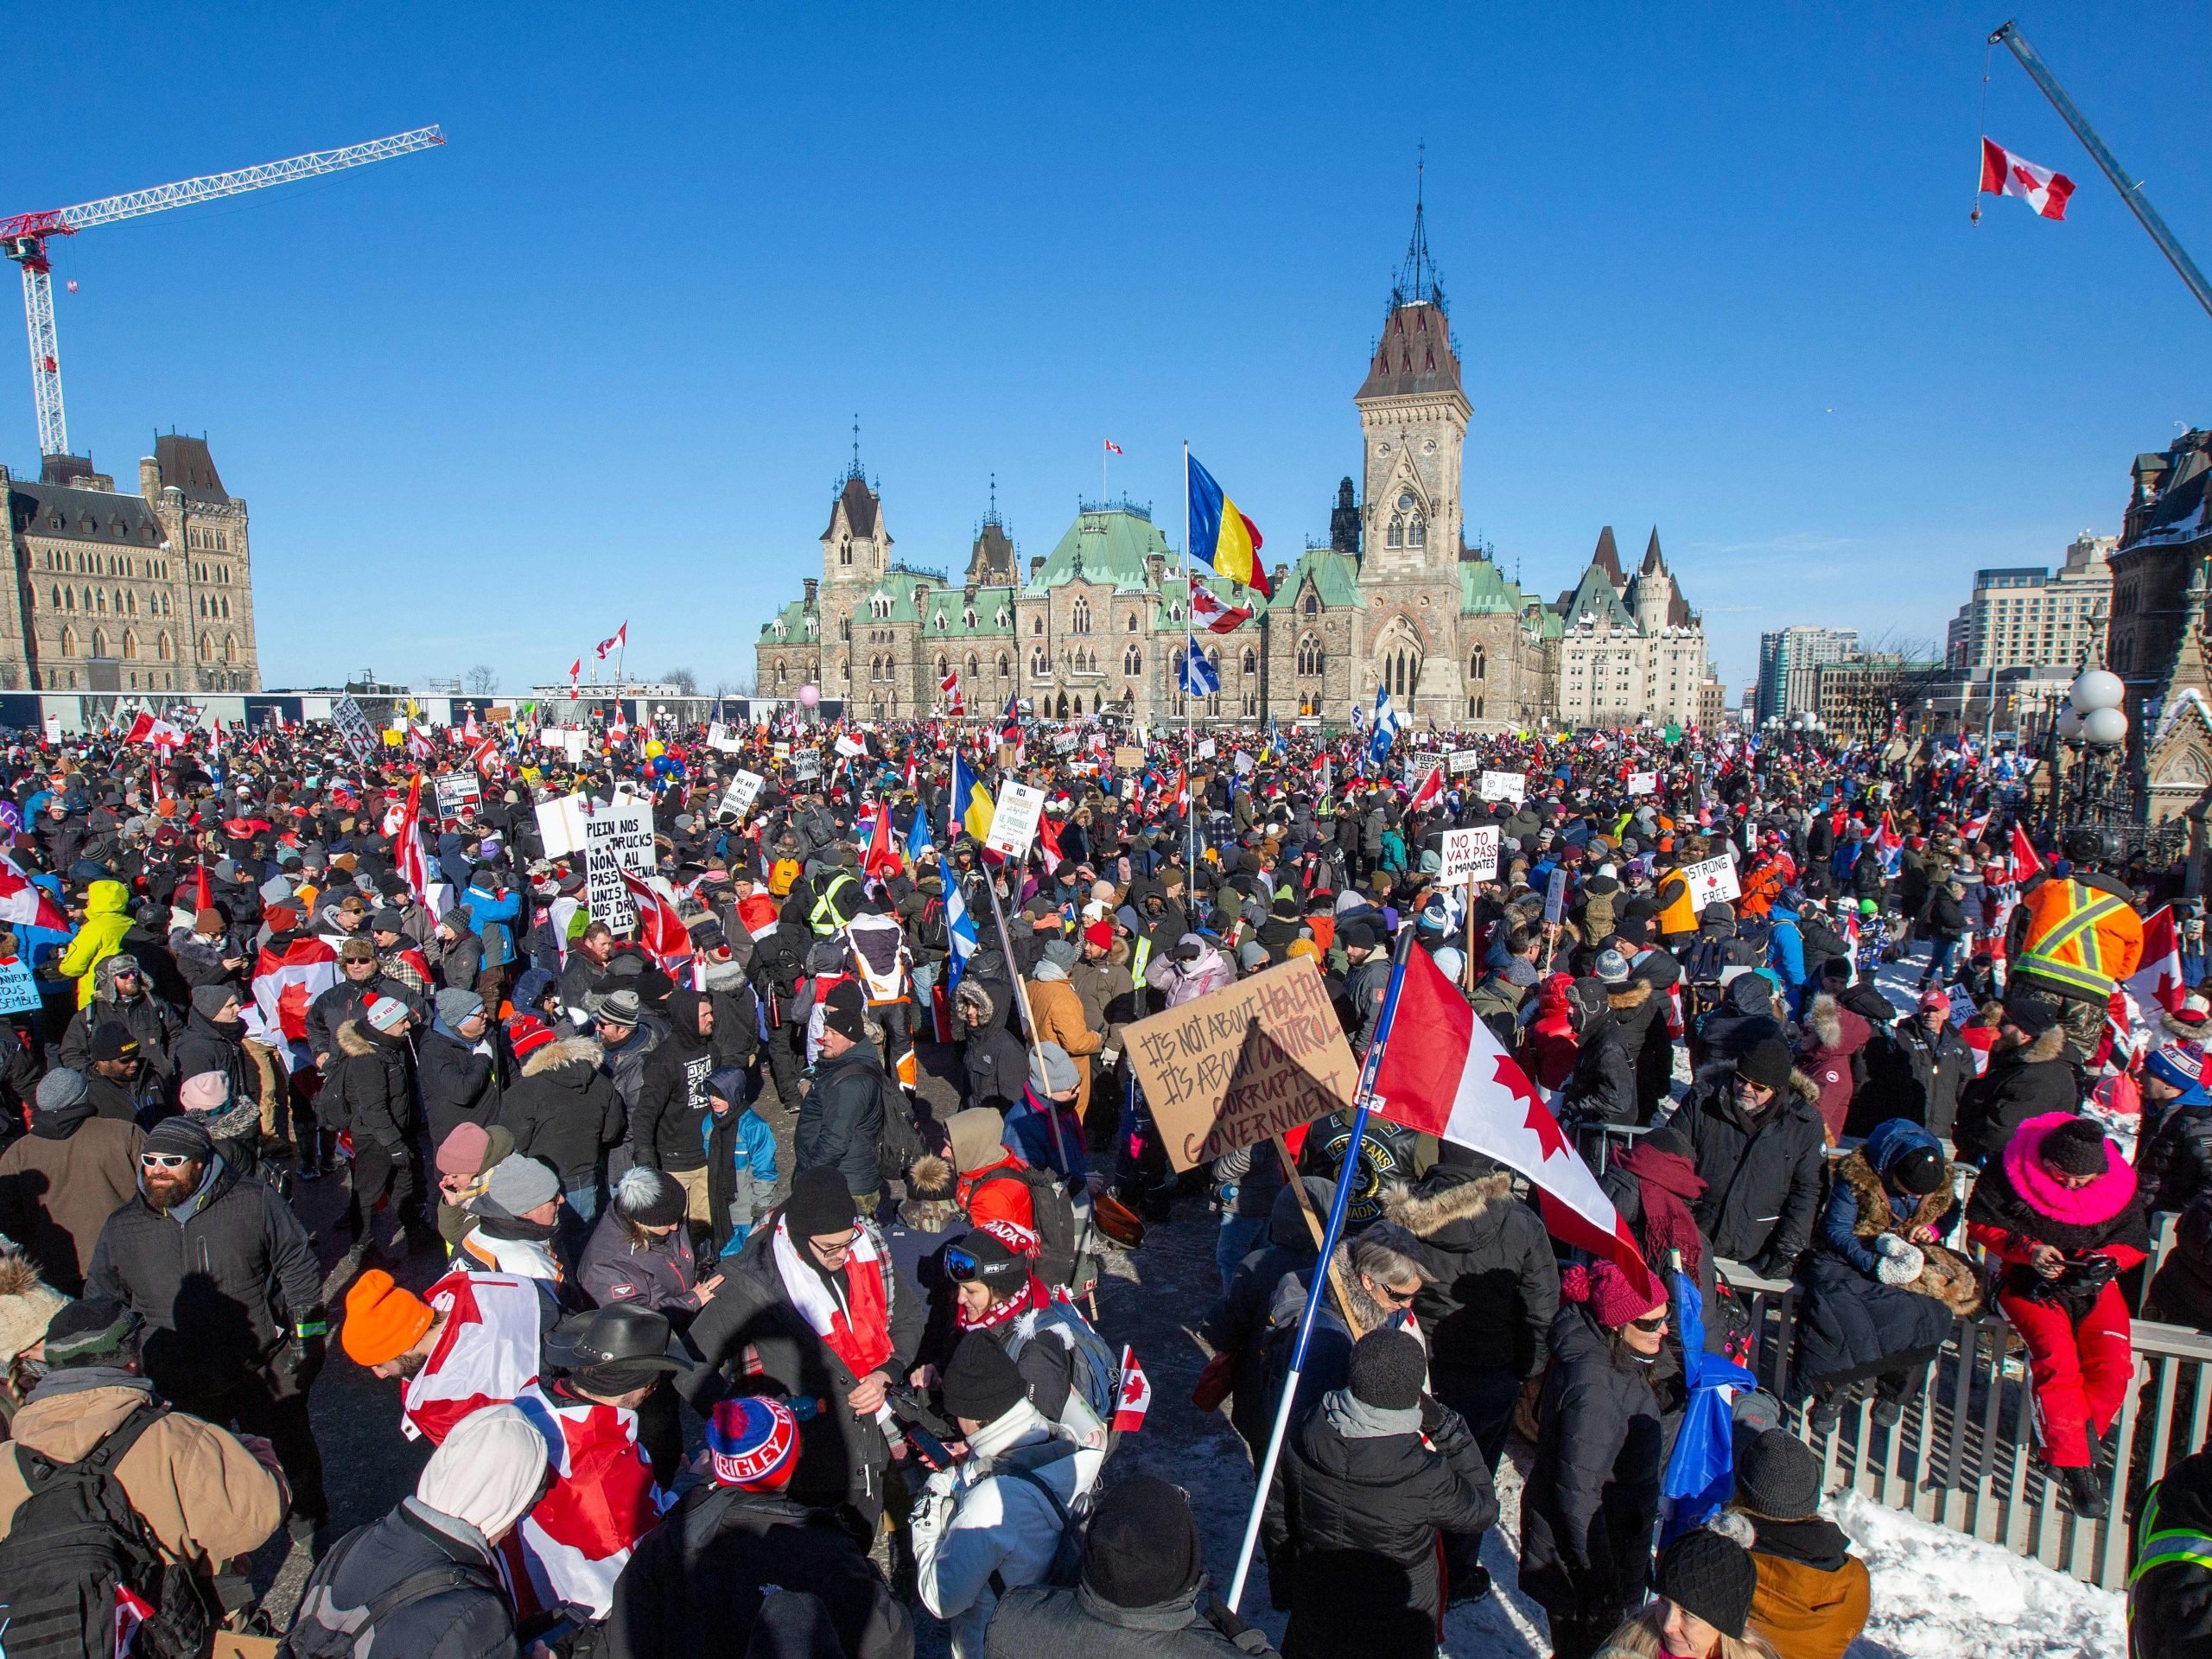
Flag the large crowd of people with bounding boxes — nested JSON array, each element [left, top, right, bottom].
[[0, 704, 2201, 1657]]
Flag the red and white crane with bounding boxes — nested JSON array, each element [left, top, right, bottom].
[[0, 125, 445, 461]]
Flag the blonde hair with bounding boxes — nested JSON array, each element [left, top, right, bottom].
[[1594, 1605, 1782, 1659]]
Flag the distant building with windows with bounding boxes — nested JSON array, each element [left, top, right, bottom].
[[1945, 533, 2113, 676], [0, 435, 258, 693], [1550, 527, 1710, 728], [1755, 626, 1857, 726]]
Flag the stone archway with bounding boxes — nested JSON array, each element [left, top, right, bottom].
[[1370, 613, 1426, 703]]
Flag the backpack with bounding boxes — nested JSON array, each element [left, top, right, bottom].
[[0, 1402, 212, 1659], [912, 896, 949, 958], [282, 1520, 505, 1659], [971, 1166, 1095, 1294], [1024, 1300, 1121, 1425], [985, 1463, 1087, 1594], [874, 1076, 927, 1185]]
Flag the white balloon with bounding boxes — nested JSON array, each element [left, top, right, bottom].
[[2056, 706, 2083, 741], [2070, 669, 2125, 713], [2082, 705, 2129, 747]]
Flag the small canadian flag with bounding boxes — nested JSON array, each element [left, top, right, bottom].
[[940, 669, 964, 715], [1980, 137, 2075, 221], [1407, 763, 1444, 811], [1112, 1345, 1151, 1433]]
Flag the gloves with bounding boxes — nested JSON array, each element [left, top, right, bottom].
[[1875, 1243, 1925, 1287], [1871, 1232, 1910, 1258]]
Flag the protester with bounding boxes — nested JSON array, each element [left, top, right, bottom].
[[0, 1066, 144, 1292], [1953, 993, 2079, 1163], [1652, 1039, 1827, 1281], [1729, 1429, 1871, 1659], [1591, 1522, 1782, 1659]]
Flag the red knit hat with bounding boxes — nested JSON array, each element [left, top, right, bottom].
[[1560, 1261, 1666, 1329], [1084, 919, 1114, 950], [506, 1014, 556, 1063]]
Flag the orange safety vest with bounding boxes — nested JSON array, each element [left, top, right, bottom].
[[2013, 875, 2145, 1001], [1656, 870, 1699, 938]]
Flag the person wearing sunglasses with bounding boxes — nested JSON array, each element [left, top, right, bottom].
[[942, 1223, 1115, 1458], [1519, 1258, 1673, 1659]]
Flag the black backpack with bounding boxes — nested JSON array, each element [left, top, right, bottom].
[[874, 1075, 927, 1185], [971, 1166, 1093, 1294], [0, 1402, 211, 1659], [985, 1462, 1087, 1594], [282, 1521, 504, 1659]]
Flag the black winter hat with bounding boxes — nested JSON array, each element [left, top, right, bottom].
[[2003, 992, 2062, 1040], [142, 1114, 213, 1163], [941, 1332, 1027, 1424], [784, 1166, 858, 1239], [1655, 1525, 1759, 1639], [1347, 1328, 1425, 1413], [1889, 1143, 1946, 1197], [821, 981, 868, 1044], [614, 1166, 688, 1228], [1083, 1474, 1202, 1607], [949, 1228, 1029, 1291], [1735, 1038, 1795, 1096], [1733, 1427, 1822, 1522], [2041, 1116, 2110, 1179]]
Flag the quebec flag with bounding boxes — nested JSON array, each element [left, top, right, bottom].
[[944, 880, 982, 995], [1180, 636, 1221, 697], [1366, 684, 1401, 769]]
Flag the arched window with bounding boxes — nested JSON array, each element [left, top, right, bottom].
[[1124, 643, 1142, 676], [967, 653, 979, 677], [937, 655, 949, 680], [839, 538, 853, 567], [1386, 515, 1404, 549], [1241, 647, 1257, 676], [80, 588, 92, 612], [963, 607, 977, 628], [91, 628, 106, 658], [1031, 645, 1049, 677], [48, 586, 59, 610], [1408, 515, 1426, 548], [1125, 613, 1139, 632], [1470, 645, 1486, 681], [1032, 615, 1044, 636], [839, 618, 851, 641], [1071, 596, 1090, 634], [223, 634, 236, 664], [775, 661, 787, 683], [59, 626, 75, 657], [1304, 593, 1319, 617], [997, 654, 1011, 678], [156, 632, 171, 661], [122, 630, 137, 658]]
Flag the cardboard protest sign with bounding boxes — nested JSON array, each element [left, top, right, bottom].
[[583, 798, 657, 931], [1124, 957, 1359, 1171], [984, 780, 1046, 860], [1196, 738, 1217, 760], [834, 734, 867, 758], [1113, 746, 1143, 771], [1478, 770, 1526, 804], [1627, 770, 1659, 796], [1446, 748, 1481, 775], [1678, 853, 1742, 906], [1052, 731, 1079, 754], [332, 695, 377, 763], [1438, 825, 1501, 883], [718, 770, 765, 822], [0, 957, 42, 1015]]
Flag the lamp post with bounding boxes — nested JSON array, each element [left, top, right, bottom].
[[2057, 668, 2128, 829]]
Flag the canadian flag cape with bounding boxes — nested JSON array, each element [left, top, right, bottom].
[[619, 870, 696, 985], [251, 932, 340, 1046], [400, 1270, 544, 1445], [2128, 904, 2186, 1018], [514, 1394, 667, 1618], [1372, 944, 1655, 1299], [1407, 763, 1444, 812]]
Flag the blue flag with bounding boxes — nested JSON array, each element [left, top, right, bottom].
[[1181, 637, 1220, 696], [1659, 1267, 1758, 1541], [906, 803, 934, 864]]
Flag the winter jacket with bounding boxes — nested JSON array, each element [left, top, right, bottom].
[[1261, 1389, 1497, 1659], [1796, 994, 1870, 1143], [330, 1020, 416, 1152], [1818, 1120, 1959, 1277], [1297, 1109, 1426, 1227], [85, 1156, 322, 1402], [597, 1481, 912, 1659], [418, 1024, 500, 1151], [57, 965, 181, 1077], [1651, 1070, 1827, 1277], [1560, 1005, 1637, 1128], [57, 879, 134, 1007], [0, 1377, 284, 1569], [600, 1017, 664, 1121], [988, 1580, 1274, 1657], [287, 1499, 517, 1659], [913, 1400, 1088, 1659], [632, 988, 716, 1173], [2151, 1191, 2212, 1332], [1025, 974, 1102, 1121], [2144, 1093, 2212, 1217], [704, 1101, 779, 1257], [1609, 969, 1675, 1124], [1866, 1019, 1973, 1141], [2129, 1448, 2212, 1659], [577, 1203, 705, 1314], [1953, 1025, 2076, 1162], [1384, 1164, 1559, 1381], [678, 1215, 925, 1515], [797, 1040, 888, 1199], [1967, 1112, 2149, 1314], [1741, 1511, 1872, 1659], [1517, 1304, 1663, 1621], [497, 1035, 625, 1188], [958, 979, 1033, 1116], [1145, 944, 1234, 1012], [0, 1106, 143, 1290]]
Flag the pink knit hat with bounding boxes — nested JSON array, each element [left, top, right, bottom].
[[1561, 1261, 1667, 1328], [178, 1071, 229, 1112]]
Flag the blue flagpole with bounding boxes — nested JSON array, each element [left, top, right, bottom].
[[1224, 923, 1419, 1613]]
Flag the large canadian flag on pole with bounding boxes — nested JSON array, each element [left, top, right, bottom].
[[1980, 137, 2075, 221], [1372, 944, 1654, 1299]]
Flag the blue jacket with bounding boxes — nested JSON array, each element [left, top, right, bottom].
[[464, 880, 520, 968], [1820, 1119, 1955, 1275], [1766, 906, 1806, 994], [1006, 1082, 1088, 1181]]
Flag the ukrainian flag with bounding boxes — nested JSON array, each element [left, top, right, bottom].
[[950, 749, 995, 842], [1188, 454, 1269, 597]]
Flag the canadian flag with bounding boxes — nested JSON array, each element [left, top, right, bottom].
[[1189, 577, 1253, 636], [609, 705, 629, 746], [393, 773, 433, 905], [1407, 763, 1444, 811], [595, 622, 627, 661], [1112, 1344, 1152, 1433], [1373, 944, 1654, 1299], [400, 1270, 544, 1444], [516, 1395, 664, 1618], [2011, 823, 2044, 881], [620, 870, 695, 982], [462, 709, 480, 741], [1980, 137, 2075, 221], [251, 933, 341, 1045], [124, 713, 184, 749], [0, 851, 67, 931], [1103, 439, 1123, 455], [2128, 904, 2186, 1017], [467, 735, 504, 779], [940, 669, 964, 715], [568, 658, 582, 700]]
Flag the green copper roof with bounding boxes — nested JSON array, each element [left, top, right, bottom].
[[1559, 563, 1634, 630], [919, 584, 1020, 637], [1267, 548, 1363, 612], [1031, 505, 1170, 593], [860, 576, 928, 623], [760, 598, 818, 642], [1459, 556, 1535, 617]]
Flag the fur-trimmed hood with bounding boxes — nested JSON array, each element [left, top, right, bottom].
[[1607, 979, 1652, 1013], [522, 1034, 602, 1077], [1383, 1169, 1515, 1239], [1803, 993, 1842, 1052], [2010, 1024, 2069, 1066], [334, 1018, 377, 1059]]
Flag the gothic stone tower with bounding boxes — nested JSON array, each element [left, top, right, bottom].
[[1352, 190, 1471, 724], [816, 444, 892, 709]]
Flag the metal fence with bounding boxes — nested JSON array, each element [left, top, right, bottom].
[[1717, 1255, 2212, 1592]]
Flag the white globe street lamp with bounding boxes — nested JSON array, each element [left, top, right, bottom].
[[2069, 669, 2125, 714], [2056, 706, 2084, 741], [2082, 705, 2129, 747]]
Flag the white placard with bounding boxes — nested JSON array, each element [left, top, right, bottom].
[[706, 721, 745, 754], [583, 798, 657, 931], [791, 750, 822, 782], [1446, 748, 1481, 775], [332, 694, 377, 762], [718, 769, 764, 822], [1232, 751, 1255, 775], [1678, 852, 1743, 907], [1196, 738, 1217, 760], [1478, 770, 1526, 804], [433, 772, 482, 821], [834, 734, 867, 758], [984, 780, 1046, 861], [41, 714, 60, 742], [1438, 825, 1502, 883], [539, 727, 588, 762], [1052, 731, 1078, 754], [535, 792, 591, 858], [1628, 771, 1659, 797]]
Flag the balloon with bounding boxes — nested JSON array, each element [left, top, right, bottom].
[[645, 740, 664, 758], [798, 683, 821, 709]]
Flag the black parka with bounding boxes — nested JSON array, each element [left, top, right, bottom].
[[1650, 1069, 1828, 1277], [497, 1034, 625, 1188], [1382, 1165, 1560, 1382]]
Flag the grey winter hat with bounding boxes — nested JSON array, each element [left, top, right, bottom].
[[1733, 1427, 1821, 1522], [592, 988, 643, 1027], [1592, 949, 1631, 985], [190, 983, 238, 1020], [435, 988, 486, 1029], [1039, 938, 1080, 974], [141, 1114, 213, 1163], [1028, 1041, 1080, 1098], [481, 1154, 561, 1217], [35, 1067, 89, 1115], [1502, 957, 1541, 989], [42, 1298, 143, 1368], [257, 874, 294, 906], [370, 909, 407, 934]]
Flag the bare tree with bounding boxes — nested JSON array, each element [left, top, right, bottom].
[[714, 671, 756, 698], [464, 664, 499, 696], [664, 665, 699, 696]]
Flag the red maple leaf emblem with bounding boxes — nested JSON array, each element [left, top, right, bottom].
[[1494, 1053, 1572, 1163]]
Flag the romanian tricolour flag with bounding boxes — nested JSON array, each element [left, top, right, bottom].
[[950, 749, 994, 843], [1187, 454, 1269, 597]]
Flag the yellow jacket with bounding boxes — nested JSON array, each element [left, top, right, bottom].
[[56, 880, 133, 1008]]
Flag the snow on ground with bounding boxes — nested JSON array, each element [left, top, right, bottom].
[[1833, 1489, 2125, 1659]]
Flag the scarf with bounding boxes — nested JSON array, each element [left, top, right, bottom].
[[770, 1214, 893, 1379], [1618, 1140, 1706, 1278], [957, 1272, 1045, 1333]]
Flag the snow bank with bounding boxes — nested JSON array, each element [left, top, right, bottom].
[[1833, 1489, 2125, 1659]]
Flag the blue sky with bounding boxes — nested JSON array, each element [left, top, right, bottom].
[[10, 4, 2208, 696]]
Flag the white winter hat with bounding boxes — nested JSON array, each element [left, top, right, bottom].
[[416, 1403, 548, 1539]]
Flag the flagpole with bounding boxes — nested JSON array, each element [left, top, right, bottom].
[[1182, 441, 1196, 876], [977, 848, 1072, 1173], [1224, 923, 1419, 1614]]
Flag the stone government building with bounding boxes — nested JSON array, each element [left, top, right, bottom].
[[758, 213, 1716, 730], [0, 434, 258, 694]]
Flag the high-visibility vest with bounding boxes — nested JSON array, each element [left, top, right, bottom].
[[810, 869, 859, 936], [1656, 872, 1698, 938], [2015, 876, 2139, 1001], [2132, 1484, 2212, 1592]]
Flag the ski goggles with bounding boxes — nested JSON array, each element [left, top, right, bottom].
[[944, 1246, 1012, 1285]]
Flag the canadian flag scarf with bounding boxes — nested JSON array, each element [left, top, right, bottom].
[[770, 1214, 893, 1379]]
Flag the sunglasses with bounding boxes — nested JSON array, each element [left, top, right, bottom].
[[140, 1152, 195, 1170], [810, 1227, 861, 1254], [1628, 1313, 1670, 1333], [1373, 1281, 1419, 1307]]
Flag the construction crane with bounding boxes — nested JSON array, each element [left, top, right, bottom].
[[1990, 20, 2212, 321], [0, 125, 446, 461]]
